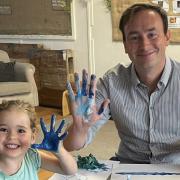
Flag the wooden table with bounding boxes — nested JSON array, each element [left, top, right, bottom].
[[38, 169, 54, 180]]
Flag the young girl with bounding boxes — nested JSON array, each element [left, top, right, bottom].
[[0, 100, 77, 179]]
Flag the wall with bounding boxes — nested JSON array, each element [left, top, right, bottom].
[[0, 0, 180, 79], [92, 0, 180, 78]]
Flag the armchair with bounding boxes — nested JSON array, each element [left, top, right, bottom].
[[0, 50, 39, 106]]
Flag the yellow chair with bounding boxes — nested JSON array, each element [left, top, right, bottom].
[[62, 90, 71, 116]]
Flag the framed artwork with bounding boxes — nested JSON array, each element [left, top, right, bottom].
[[0, 0, 75, 40], [111, 0, 180, 43]]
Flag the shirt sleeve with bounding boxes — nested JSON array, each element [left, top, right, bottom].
[[26, 148, 41, 171]]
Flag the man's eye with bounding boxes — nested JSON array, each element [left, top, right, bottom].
[[128, 35, 139, 42], [148, 32, 158, 39], [18, 129, 26, 133], [0, 128, 8, 132]]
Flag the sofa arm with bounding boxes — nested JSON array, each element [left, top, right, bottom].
[[14, 62, 39, 106]]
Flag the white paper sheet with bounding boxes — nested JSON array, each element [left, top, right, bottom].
[[112, 164, 180, 180], [49, 161, 180, 180]]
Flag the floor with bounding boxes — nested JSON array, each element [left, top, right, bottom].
[[36, 106, 119, 179], [35, 106, 119, 159]]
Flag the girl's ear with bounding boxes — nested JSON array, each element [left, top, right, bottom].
[[31, 128, 37, 144]]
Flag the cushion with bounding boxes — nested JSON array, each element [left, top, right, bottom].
[[0, 82, 31, 96], [0, 61, 15, 82]]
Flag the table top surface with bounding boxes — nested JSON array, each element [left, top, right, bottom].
[[43, 160, 180, 180]]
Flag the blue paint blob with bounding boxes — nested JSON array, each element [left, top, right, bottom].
[[82, 79, 87, 96]]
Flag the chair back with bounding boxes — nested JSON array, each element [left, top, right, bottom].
[[0, 50, 10, 62], [62, 90, 71, 116]]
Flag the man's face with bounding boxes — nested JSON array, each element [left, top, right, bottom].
[[123, 10, 170, 71]]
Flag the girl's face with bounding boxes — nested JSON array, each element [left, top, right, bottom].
[[0, 109, 35, 160]]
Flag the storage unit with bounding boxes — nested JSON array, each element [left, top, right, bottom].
[[0, 43, 74, 108], [30, 49, 74, 108]]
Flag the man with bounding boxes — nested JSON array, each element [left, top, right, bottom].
[[64, 3, 180, 163]]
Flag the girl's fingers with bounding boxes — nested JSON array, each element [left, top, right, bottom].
[[50, 114, 56, 132], [56, 119, 65, 134], [40, 117, 48, 134]]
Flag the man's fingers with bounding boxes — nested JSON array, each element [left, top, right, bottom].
[[89, 74, 96, 99], [74, 73, 81, 97], [66, 81, 75, 102], [82, 69, 88, 96], [98, 99, 110, 115]]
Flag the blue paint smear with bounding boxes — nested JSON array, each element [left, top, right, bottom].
[[89, 74, 96, 98], [116, 172, 180, 176]]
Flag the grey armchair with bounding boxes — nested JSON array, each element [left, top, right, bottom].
[[0, 50, 39, 106]]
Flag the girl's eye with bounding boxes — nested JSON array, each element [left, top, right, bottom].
[[0, 128, 8, 132], [18, 129, 26, 133]]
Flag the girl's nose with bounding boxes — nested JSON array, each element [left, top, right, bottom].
[[8, 130, 17, 139]]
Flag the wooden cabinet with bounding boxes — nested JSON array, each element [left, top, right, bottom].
[[30, 49, 74, 108], [0, 44, 74, 108]]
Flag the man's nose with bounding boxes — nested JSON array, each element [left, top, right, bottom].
[[139, 36, 150, 49]]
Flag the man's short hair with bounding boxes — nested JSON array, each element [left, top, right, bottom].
[[119, 3, 168, 41]]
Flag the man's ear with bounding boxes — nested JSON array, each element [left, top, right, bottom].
[[165, 30, 171, 46], [123, 41, 128, 54]]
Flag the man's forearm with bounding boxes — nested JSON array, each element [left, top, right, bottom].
[[63, 124, 89, 151]]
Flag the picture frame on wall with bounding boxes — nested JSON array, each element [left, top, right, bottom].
[[111, 0, 180, 43], [0, 0, 76, 40]]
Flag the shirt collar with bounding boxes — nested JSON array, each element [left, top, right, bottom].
[[130, 57, 172, 88], [130, 63, 140, 87], [158, 57, 172, 88]]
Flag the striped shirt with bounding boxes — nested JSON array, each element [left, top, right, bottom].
[[86, 57, 180, 163]]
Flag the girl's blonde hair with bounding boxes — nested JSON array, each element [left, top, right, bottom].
[[0, 100, 37, 132]]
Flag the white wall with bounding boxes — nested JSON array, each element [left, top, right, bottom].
[[0, 0, 180, 79], [93, 0, 130, 78], [92, 0, 180, 78]]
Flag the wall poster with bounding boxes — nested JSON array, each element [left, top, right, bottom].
[[0, 0, 74, 39]]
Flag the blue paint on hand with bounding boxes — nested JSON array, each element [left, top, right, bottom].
[[66, 81, 75, 102], [89, 74, 96, 98], [66, 70, 106, 122], [74, 73, 81, 97], [31, 115, 68, 152], [98, 104, 104, 115], [82, 69, 88, 96]]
